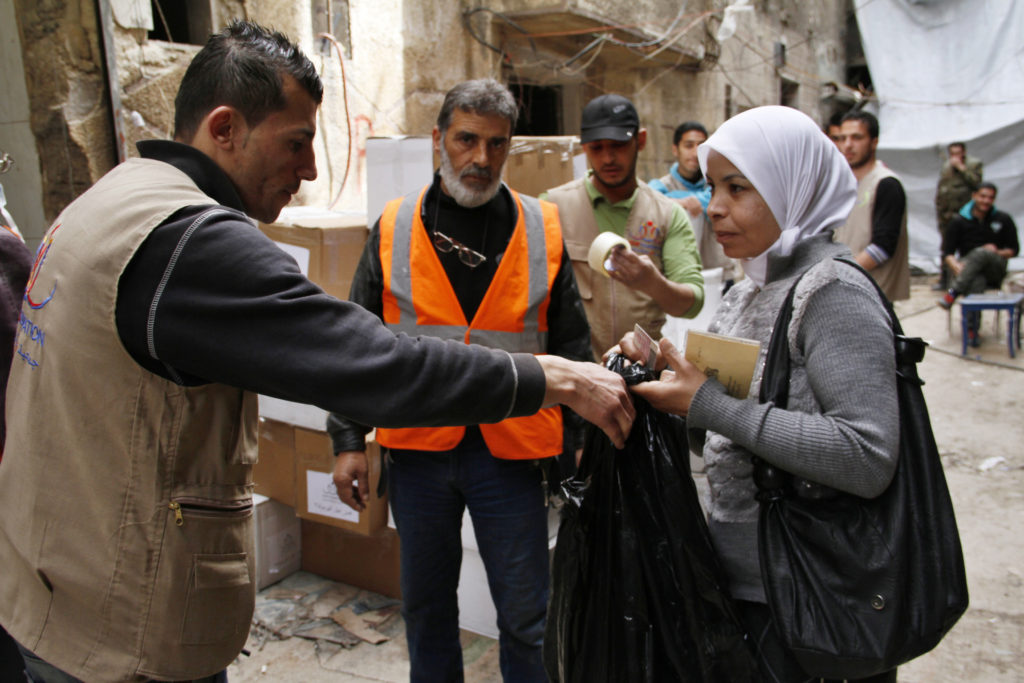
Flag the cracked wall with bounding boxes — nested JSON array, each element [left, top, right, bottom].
[[10, 0, 848, 222]]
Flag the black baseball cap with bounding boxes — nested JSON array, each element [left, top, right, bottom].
[[580, 94, 639, 143]]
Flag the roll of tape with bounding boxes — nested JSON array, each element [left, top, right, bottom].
[[587, 232, 631, 277]]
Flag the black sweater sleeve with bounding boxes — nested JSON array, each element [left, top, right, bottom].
[[116, 207, 547, 431], [870, 177, 906, 257]]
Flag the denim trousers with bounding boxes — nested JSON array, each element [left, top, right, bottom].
[[16, 642, 228, 682], [388, 429, 549, 683]]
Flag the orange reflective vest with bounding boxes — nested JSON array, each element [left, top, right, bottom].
[[377, 186, 564, 460]]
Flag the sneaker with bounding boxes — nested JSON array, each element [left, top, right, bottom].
[[937, 291, 956, 310], [968, 330, 982, 348]]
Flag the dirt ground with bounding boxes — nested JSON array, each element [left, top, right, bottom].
[[229, 277, 1024, 682]]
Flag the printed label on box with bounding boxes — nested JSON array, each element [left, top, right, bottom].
[[306, 470, 359, 523]]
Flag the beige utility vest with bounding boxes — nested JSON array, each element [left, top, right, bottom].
[[835, 163, 911, 301], [546, 178, 679, 358], [0, 158, 258, 681]]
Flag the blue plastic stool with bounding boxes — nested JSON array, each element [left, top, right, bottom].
[[958, 293, 1024, 357]]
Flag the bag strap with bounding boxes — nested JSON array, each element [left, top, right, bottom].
[[753, 258, 927, 499], [758, 274, 801, 408], [759, 257, 923, 409]]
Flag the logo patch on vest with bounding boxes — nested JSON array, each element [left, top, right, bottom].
[[628, 220, 665, 257], [16, 223, 61, 369]]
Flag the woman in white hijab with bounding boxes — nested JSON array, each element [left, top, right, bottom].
[[623, 106, 900, 682]]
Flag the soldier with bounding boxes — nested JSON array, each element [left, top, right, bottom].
[[934, 142, 983, 289]]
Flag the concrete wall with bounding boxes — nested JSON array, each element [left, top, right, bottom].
[[8, 0, 115, 240], [7, 0, 849, 223], [0, 0, 48, 246]]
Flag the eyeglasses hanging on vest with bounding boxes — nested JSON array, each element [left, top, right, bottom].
[[432, 229, 487, 268]]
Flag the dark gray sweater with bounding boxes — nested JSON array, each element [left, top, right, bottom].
[[115, 141, 547, 431]]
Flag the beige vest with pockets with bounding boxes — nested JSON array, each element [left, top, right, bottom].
[[0, 157, 258, 681], [546, 177, 680, 359], [835, 163, 910, 301]]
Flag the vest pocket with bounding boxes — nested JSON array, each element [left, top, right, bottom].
[[180, 553, 250, 644], [138, 499, 254, 678]]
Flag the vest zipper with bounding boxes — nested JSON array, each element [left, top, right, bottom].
[[168, 497, 253, 528]]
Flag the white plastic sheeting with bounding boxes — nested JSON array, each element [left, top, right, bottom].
[[854, 0, 1024, 272]]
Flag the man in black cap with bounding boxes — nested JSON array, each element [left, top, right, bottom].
[[543, 94, 703, 359]]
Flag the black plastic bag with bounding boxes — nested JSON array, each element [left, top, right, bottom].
[[544, 356, 758, 683]]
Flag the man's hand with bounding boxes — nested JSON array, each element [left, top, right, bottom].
[[608, 247, 660, 293], [945, 255, 964, 277], [537, 355, 635, 449], [333, 451, 369, 512], [676, 196, 703, 217], [607, 248, 696, 317]]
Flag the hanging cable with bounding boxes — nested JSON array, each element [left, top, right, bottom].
[[316, 32, 353, 211]]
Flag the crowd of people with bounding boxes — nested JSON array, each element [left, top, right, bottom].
[[0, 18, 1012, 683]]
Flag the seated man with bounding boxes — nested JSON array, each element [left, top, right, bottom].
[[938, 182, 1020, 345]]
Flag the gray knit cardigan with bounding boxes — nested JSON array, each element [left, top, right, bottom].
[[687, 232, 899, 602]]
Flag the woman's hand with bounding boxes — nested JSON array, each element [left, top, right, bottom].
[[629, 337, 710, 416], [605, 331, 669, 372]]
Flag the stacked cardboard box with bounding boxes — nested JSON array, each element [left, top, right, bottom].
[[252, 494, 302, 590], [255, 420, 389, 535], [502, 135, 585, 198], [254, 419, 400, 596], [258, 206, 368, 302]]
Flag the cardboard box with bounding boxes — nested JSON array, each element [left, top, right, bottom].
[[301, 521, 402, 599], [456, 505, 560, 638], [252, 494, 302, 590], [502, 135, 585, 198], [256, 208, 367, 430], [294, 428, 388, 535], [257, 395, 329, 432], [258, 207, 368, 302], [255, 418, 296, 507], [366, 136, 433, 224]]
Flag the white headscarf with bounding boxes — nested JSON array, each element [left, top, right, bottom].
[[697, 105, 857, 288]]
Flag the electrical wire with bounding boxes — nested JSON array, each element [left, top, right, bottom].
[[462, 7, 537, 61], [316, 32, 353, 211]]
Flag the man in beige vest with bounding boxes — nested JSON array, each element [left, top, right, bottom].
[[0, 22, 634, 683], [543, 95, 704, 359], [833, 110, 910, 301]]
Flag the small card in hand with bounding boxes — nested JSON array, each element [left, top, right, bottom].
[[633, 323, 657, 369]]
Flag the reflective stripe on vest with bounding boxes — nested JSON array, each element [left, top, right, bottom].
[[377, 185, 563, 460], [385, 190, 551, 352]]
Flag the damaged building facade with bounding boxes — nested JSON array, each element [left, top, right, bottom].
[[1, 0, 856, 248]]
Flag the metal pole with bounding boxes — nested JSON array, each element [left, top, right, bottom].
[[95, 0, 128, 163]]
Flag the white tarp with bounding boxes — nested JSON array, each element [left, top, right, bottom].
[[854, 0, 1024, 272]]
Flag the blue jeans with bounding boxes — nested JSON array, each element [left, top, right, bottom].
[[17, 642, 228, 682], [388, 429, 549, 683]]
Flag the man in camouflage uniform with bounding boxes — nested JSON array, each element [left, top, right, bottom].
[[934, 142, 982, 289]]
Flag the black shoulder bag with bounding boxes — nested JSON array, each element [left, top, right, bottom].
[[753, 259, 969, 679]]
